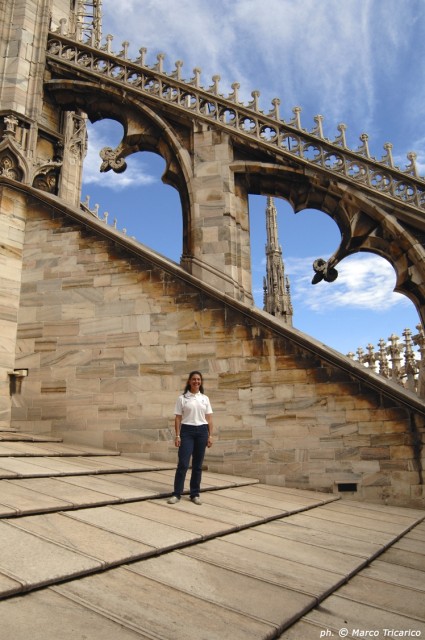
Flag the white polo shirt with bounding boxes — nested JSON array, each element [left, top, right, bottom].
[[174, 392, 213, 425]]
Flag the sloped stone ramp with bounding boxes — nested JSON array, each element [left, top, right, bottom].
[[0, 430, 423, 639]]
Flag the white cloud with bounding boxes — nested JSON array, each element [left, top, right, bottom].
[[101, 0, 416, 138], [287, 253, 410, 313], [83, 122, 157, 191]]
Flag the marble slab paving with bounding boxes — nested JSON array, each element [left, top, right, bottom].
[[47, 473, 164, 500], [3, 477, 128, 512], [0, 441, 121, 456], [20, 456, 169, 474], [288, 590, 425, 639], [336, 574, 425, 621], [64, 504, 204, 550], [0, 480, 72, 516], [7, 511, 155, 567], [256, 519, 383, 559], [112, 469, 258, 494], [316, 499, 425, 526], [182, 537, 347, 597], [0, 457, 109, 477], [0, 443, 64, 457], [128, 551, 315, 632], [379, 543, 425, 571], [54, 567, 277, 640], [200, 470, 260, 486], [118, 499, 241, 537], [0, 589, 149, 640], [0, 482, 422, 640], [155, 492, 278, 528], [359, 557, 425, 592], [286, 502, 417, 535], [0, 433, 61, 442], [0, 520, 103, 594], [206, 487, 336, 517], [0, 455, 173, 478], [280, 511, 411, 547], [198, 490, 292, 519], [209, 486, 319, 509], [390, 534, 425, 555], [99, 470, 177, 493], [215, 526, 369, 575], [229, 483, 338, 506], [278, 515, 425, 638]]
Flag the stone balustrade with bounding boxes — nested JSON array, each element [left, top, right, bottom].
[[46, 26, 425, 213]]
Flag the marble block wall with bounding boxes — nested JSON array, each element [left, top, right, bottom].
[[8, 190, 425, 508], [0, 186, 26, 428]]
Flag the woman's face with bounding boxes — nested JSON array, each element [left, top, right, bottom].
[[189, 373, 202, 393]]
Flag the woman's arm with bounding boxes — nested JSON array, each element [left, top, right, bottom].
[[206, 414, 213, 448], [174, 414, 182, 447]]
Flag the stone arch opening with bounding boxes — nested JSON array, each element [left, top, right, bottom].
[[47, 79, 192, 261], [82, 118, 183, 261], [251, 192, 421, 355], [240, 162, 425, 332]]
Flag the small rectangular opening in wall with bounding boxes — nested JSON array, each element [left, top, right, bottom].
[[337, 483, 358, 492]]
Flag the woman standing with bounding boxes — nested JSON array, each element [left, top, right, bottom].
[[168, 371, 213, 505]]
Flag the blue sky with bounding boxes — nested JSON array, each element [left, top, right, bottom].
[[81, 0, 424, 356]]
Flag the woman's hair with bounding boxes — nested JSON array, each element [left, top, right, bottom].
[[183, 370, 204, 394]]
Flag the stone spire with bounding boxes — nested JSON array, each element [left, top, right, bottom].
[[74, 0, 103, 46], [263, 197, 293, 325]]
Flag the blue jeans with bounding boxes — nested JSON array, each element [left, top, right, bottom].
[[172, 424, 209, 498]]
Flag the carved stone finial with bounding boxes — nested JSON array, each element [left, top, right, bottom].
[[101, 34, 114, 54], [118, 41, 130, 59], [171, 60, 183, 80], [333, 123, 347, 148], [413, 324, 425, 352], [405, 152, 418, 177], [403, 327, 417, 378], [387, 333, 402, 380], [311, 115, 324, 139], [381, 142, 394, 168], [3, 114, 19, 137], [269, 98, 281, 120], [364, 344, 376, 368], [154, 53, 165, 73], [377, 337, 390, 378], [136, 47, 148, 66], [209, 75, 221, 95], [228, 82, 240, 103], [99, 147, 127, 173], [191, 68, 202, 88], [356, 347, 365, 362], [249, 90, 260, 112], [357, 133, 370, 158], [289, 106, 302, 129]]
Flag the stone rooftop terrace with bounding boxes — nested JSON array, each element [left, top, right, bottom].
[[0, 427, 423, 639]]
